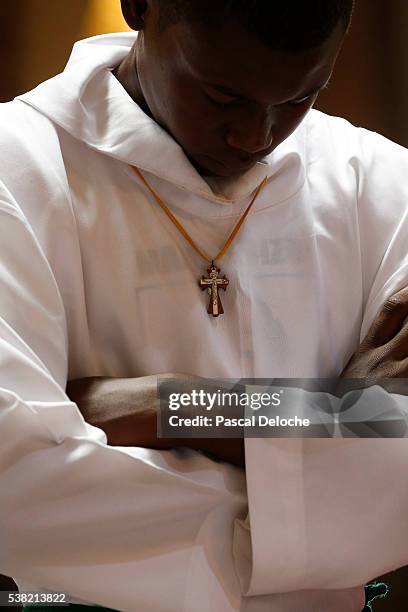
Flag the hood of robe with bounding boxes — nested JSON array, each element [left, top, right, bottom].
[[17, 32, 307, 204]]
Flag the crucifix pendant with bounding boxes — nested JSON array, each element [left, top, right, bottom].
[[199, 262, 229, 317]]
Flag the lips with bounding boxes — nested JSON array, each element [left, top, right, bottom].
[[214, 148, 274, 170], [196, 152, 270, 177], [216, 157, 262, 174]]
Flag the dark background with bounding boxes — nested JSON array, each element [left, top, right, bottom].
[[0, 0, 407, 609], [2, 0, 408, 148]]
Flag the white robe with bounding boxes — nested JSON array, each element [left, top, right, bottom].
[[1, 32, 408, 611]]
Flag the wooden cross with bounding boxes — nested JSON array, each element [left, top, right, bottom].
[[199, 262, 229, 317]]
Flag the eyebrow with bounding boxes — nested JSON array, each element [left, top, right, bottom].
[[202, 78, 331, 102]]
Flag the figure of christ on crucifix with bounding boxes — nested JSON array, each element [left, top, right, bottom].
[[199, 262, 229, 317]]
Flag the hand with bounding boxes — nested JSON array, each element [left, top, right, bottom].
[[341, 286, 408, 379]]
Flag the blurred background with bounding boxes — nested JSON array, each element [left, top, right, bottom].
[[1, 0, 408, 147], [0, 0, 407, 610]]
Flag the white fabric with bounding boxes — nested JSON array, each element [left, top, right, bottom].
[[0, 32, 407, 611]]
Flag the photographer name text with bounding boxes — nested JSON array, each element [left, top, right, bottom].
[[168, 414, 310, 428]]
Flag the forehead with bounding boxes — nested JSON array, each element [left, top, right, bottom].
[[169, 18, 344, 102]]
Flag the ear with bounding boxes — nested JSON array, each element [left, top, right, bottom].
[[120, 0, 149, 30]]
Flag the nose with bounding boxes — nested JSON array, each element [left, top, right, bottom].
[[225, 107, 274, 155]]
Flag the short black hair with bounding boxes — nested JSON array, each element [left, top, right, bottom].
[[156, 0, 354, 52]]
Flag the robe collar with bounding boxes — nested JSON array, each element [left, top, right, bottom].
[[18, 32, 306, 205]]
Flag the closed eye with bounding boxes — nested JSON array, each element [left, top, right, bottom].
[[285, 94, 315, 106], [205, 80, 330, 108], [285, 81, 331, 106], [205, 91, 240, 106]]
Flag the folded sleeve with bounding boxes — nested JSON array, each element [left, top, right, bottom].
[[0, 185, 248, 612], [238, 128, 408, 597], [356, 129, 408, 338], [239, 431, 408, 596]]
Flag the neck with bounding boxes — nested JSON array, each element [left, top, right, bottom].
[[112, 40, 234, 181], [113, 42, 153, 120]]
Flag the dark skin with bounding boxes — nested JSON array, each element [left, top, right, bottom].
[[67, 2, 408, 456], [342, 286, 408, 379], [67, 374, 246, 467], [67, 1, 348, 466], [66, 287, 408, 464], [66, 7, 407, 605], [115, 0, 345, 177]]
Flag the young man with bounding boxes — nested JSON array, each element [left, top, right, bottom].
[[0, 0, 407, 610]]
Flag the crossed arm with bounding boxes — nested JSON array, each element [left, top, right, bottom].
[[67, 373, 246, 466], [63, 288, 408, 611], [67, 287, 408, 464]]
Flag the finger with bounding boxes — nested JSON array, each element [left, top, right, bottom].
[[383, 322, 408, 362], [397, 356, 408, 378], [363, 286, 408, 347]]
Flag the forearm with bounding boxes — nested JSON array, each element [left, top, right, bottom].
[[66, 375, 161, 446], [67, 376, 245, 467]]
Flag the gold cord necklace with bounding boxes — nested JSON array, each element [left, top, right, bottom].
[[132, 166, 268, 317]]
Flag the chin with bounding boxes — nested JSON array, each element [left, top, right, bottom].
[[211, 166, 252, 178], [191, 154, 255, 178]]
